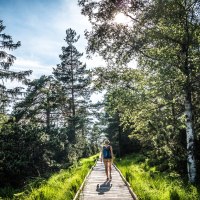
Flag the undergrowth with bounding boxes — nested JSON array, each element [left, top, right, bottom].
[[115, 154, 200, 200], [0, 155, 98, 200]]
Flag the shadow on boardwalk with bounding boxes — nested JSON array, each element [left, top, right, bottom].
[[96, 180, 112, 195], [78, 160, 137, 200]]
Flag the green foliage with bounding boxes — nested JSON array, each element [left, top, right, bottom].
[[92, 66, 188, 173], [13, 75, 66, 126], [1, 0, 200, 197], [0, 27, 96, 189], [115, 154, 200, 200], [10, 155, 98, 200], [0, 20, 32, 114], [102, 110, 140, 157], [53, 28, 91, 161], [0, 114, 7, 128], [0, 122, 50, 186], [0, 187, 16, 199], [79, 0, 200, 182], [53, 28, 90, 122]]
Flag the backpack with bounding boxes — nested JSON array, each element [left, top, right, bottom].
[[103, 145, 112, 159]]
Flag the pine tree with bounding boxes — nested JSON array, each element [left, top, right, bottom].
[[0, 20, 31, 114], [53, 28, 90, 144], [13, 75, 65, 129]]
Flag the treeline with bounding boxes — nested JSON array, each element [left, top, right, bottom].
[[0, 23, 100, 187], [78, 0, 200, 184], [1, 0, 200, 190]]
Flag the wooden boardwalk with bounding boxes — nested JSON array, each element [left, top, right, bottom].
[[77, 160, 137, 200]]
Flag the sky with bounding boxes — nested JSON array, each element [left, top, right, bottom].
[[0, 0, 105, 80], [0, 0, 137, 105]]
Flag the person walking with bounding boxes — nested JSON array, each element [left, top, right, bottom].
[[100, 139, 114, 181]]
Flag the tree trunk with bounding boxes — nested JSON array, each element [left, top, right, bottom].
[[70, 45, 75, 117], [46, 93, 50, 133], [70, 45, 76, 142], [183, 7, 196, 182], [117, 111, 121, 157], [185, 90, 196, 183], [170, 81, 176, 136]]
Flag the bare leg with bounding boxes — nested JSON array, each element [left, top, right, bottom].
[[104, 160, 109, 179], [107, 161, 112, 179]]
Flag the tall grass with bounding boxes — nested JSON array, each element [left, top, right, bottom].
[[0, 155, 97, 200], [115, 154, 200, 200]]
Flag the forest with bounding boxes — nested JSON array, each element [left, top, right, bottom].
[[0, 0, 200, 199]]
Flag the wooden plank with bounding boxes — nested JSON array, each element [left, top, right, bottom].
[[77, 160, 137, 200]]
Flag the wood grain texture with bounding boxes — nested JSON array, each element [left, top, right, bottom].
[[78, 160, 136, 200]]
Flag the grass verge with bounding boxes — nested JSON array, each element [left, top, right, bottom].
[[115, 154, 199, 200], [0, 155, 98, 200]]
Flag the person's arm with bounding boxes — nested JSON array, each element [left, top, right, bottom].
[[100, 147, 103, 162], [110, 146, 114, 163]]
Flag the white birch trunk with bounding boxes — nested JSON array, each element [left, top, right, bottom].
[[185, 97, 196, 183]]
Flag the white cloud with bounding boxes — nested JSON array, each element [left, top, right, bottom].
[[13, 57, 53, 79], [10, 0, 94, 80]]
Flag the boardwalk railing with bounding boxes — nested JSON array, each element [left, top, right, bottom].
[[74, 160, 137, 200]]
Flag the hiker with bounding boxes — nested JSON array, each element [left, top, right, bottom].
[[100, 139, 114, 180]]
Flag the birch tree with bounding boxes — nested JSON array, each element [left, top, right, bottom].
[[78, 0, 200, 183]]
